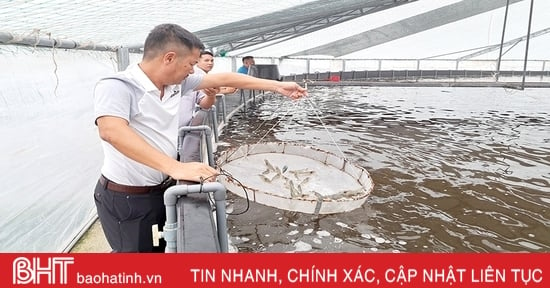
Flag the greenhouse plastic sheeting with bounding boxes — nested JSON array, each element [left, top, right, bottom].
[[0, 45, 116, 252]]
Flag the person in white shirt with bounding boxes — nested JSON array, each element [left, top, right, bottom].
[[196, 51, 237, 94], [93, 23, 307, 252], [178, 50, 238, 163]]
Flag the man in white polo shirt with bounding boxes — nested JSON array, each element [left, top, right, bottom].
[[93, 23, 307, 252]]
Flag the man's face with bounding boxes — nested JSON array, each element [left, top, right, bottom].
[[197, 54, 214, 73], [166, 47, 200, 84], [245, 58, 255, 67]]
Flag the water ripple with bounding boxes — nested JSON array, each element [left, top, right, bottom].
[[222, 86, 550, 252]]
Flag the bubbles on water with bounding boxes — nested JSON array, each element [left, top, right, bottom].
[[292, 241, 313, 252], [335, 222, 350, 229], [316, 230, 331, 237], [228, 245, 239, 253], [481, 239, 503, 251], [226, 203, 234, 214], [518, 241, 542, 250], [374, 237, 386, 244], [225, 86, 550, 252], [232, 236, 250, 243]]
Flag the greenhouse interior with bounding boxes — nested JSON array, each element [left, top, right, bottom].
[[1, 0, 549, 253]]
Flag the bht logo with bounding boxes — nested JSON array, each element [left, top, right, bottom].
[[12, 256, 74, 285]]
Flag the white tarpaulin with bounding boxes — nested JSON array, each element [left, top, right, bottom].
[[0, 45, 116, 251]]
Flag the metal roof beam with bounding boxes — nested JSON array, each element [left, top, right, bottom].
[[458, 27, 550, 60], [288, 0, 526, 57], [194, 0, 416, 54]]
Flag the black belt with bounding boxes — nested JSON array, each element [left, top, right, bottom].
[[99, 175, 174, 194]]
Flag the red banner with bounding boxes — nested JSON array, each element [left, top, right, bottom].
[[1, 253, 547, 287]]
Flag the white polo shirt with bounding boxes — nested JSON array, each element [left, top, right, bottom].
[[94, 63, 203, 185], [179, 66, 207, 127]]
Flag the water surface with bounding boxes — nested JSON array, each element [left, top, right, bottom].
[[219, 86, 550, 252]]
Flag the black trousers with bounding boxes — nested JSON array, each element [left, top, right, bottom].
[[93, 178, 168, 253]]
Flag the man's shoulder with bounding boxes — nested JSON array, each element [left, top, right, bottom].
[[95, 72, 149, 102], [184, 73, 204, 83], [194, 67, 207, 76], [98, 74, 140, 92], [99, 63, 151, 92], [181, 74, 204, 94]]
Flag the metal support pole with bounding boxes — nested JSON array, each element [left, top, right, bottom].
[[209, 107, 219, 143], [521, 0, 535, 90], [116, 47, 130, 71], [542, 61, 547, 81], [496, 0, 510, 81], [240, 89, 247, 113], [216, 94, 227, 123]]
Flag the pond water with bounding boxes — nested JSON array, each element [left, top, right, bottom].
[[219, 85, 550, 252]]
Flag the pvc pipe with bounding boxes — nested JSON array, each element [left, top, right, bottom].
[[163, 182, 228, 253]]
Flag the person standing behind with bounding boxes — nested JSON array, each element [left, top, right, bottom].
[[93, 23, 306, 253], [237, 55, 255, 74], [178, 51, 241, 163], [196, 51, 237, 94], [178, 51, 219, 163]]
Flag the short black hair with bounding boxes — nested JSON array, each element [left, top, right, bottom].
[[143, 23, 204, 59], [242, 55, 254, 63], [200, 50, 214, 57]]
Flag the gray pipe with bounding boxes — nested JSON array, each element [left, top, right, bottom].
[[1, 31, 113, 51], [0, 31, 143, 53], [178, 125, 215, 167], [217, 94, 227, 123], [209, 106, 219, 143], [163, 182, 228, 253]]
